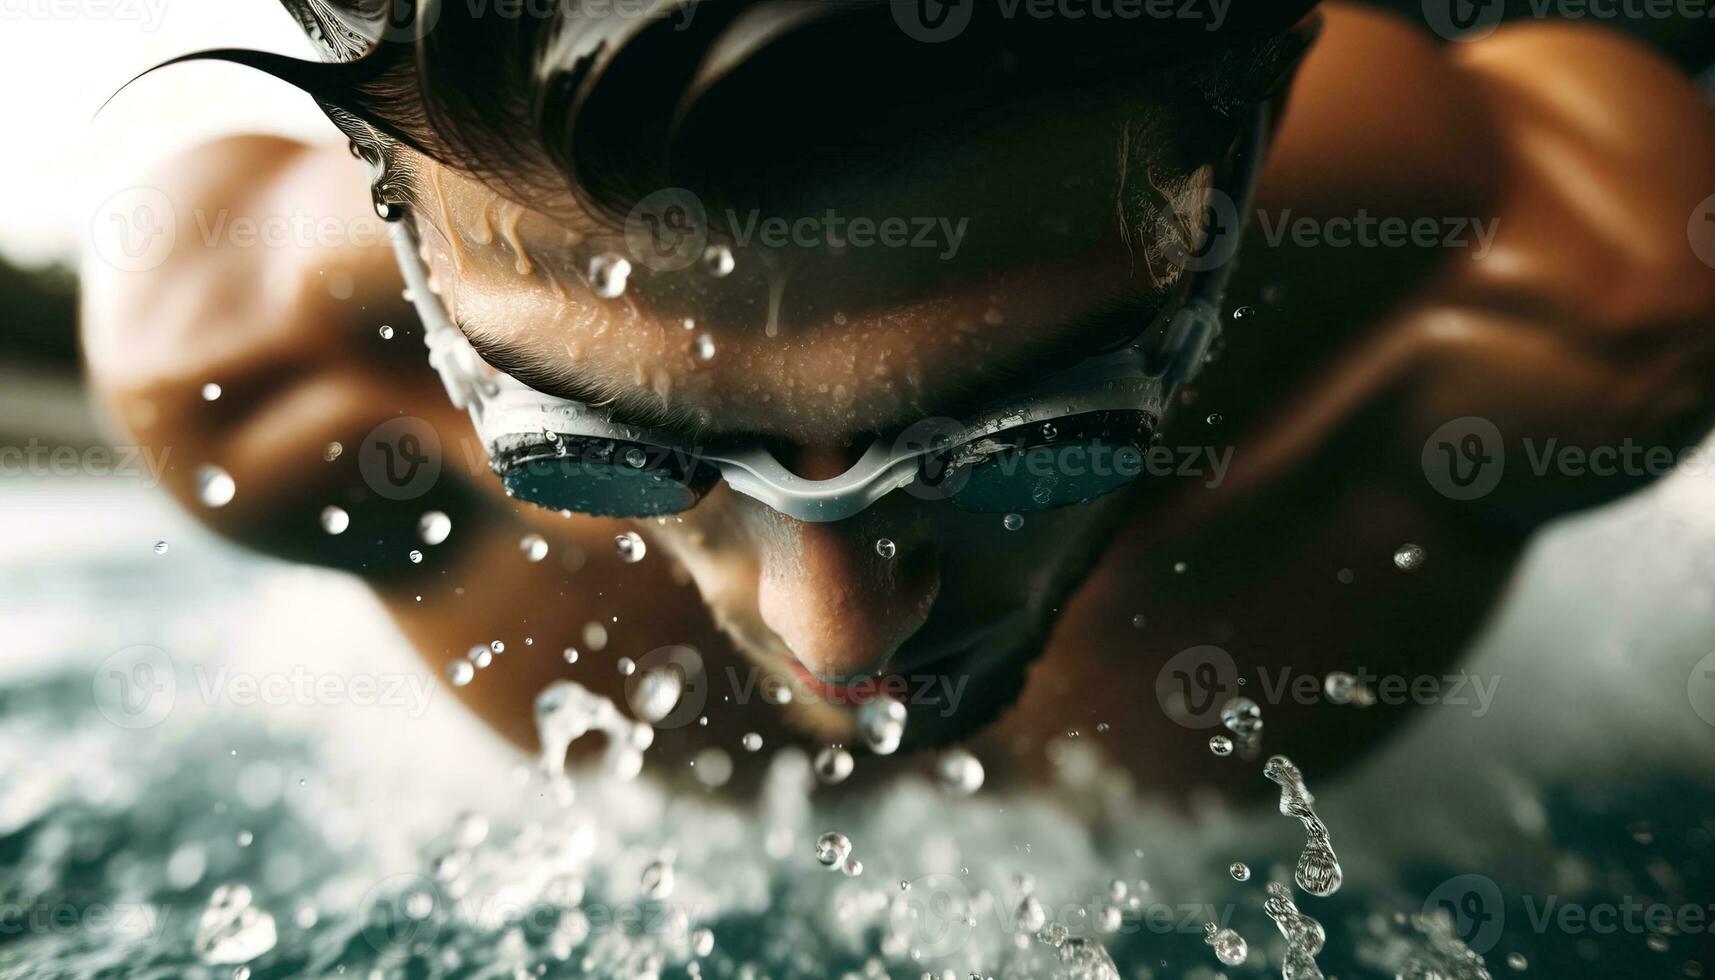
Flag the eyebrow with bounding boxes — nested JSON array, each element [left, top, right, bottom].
[[454, 292, 1165, 443]]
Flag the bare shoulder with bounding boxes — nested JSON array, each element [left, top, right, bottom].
[[1450, 16, 1715, 326]]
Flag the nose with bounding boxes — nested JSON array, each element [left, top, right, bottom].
[[754, 517, 941, 683]]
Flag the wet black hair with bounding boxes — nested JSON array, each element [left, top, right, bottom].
[[182, 0, 1315, 242]]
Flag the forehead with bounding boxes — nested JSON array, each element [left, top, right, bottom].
[[411, 160, 1172, 441]]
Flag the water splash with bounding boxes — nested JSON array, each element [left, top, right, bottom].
[[1264, 755, 1344, 897], [1264, 881, 1327, 980]]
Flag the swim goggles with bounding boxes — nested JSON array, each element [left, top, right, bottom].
[[390, 107, 1267, 523]]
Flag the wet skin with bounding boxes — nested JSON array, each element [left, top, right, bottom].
[[85, 6, 1715, 798]]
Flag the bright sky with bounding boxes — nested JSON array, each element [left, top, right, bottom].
[[0, 0, 333, 267]]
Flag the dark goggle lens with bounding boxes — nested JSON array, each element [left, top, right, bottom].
[[936, 411, 1155, 513], [491, 435, 719, 518]]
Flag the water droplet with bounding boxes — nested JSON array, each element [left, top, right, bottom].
[[874, 538, 896, 559], [858, 696, 907, 756], [1323, 671, 1357, 705], [1173, 560, 1189, 574], [195, 465, 236, 508], [467, 645, 493, 669], [841, 857, 863, 877], [1002, 513, 1024, 531], [617, 657, 636, 677], [1393, 542, 1427, 571], [201, 383, 222, 401], [236, 830, 253, 847], [418, 511, 452, 545], [640, 859, 675, 899], [1220, 697, 1262, 738], [741, 732, 763, 752], [1264, 755, 1344, 897], [490, 640, 505, 654], [153, 540, 169, 555], [1205, 923, 1249, 966], [1041, 422, 1058, 440], [563, 647, 580, 664], [447, 660, 474, 687], [814, 831, 851, 868], [691, 927, 715, 957], [1230, 861, 1251, 881], [702, 244, 735, 278], [615, 531, 647, 563], [1206, 413, 1223, 425], [813, 746, 854, 784], [1209, 735, 1234, 756], [1507, 952, 1528, 970], [407, 549, 423, 564], [1014, 895, 1048, 933], [319, 505, 349, 535], [378, 325, 394, 340], [1233, 306, 1255, 321], [588, 254, 631, 299], [1131, 614, 1146, 629], [632, 668, 683, 723], [520, 533, 549, 562], [1263, 882, 1326, 979], [322, 442, 342, 462], [937, 748, 984, 795], [693, 333, 716, 361], [194, 884, 277, 965]]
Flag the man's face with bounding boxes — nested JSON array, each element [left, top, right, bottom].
[[407, 124, 1205, 745]]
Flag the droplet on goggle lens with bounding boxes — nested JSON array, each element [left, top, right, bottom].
[[615, 531, 647, 563], [588, 254, 631, 299]]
